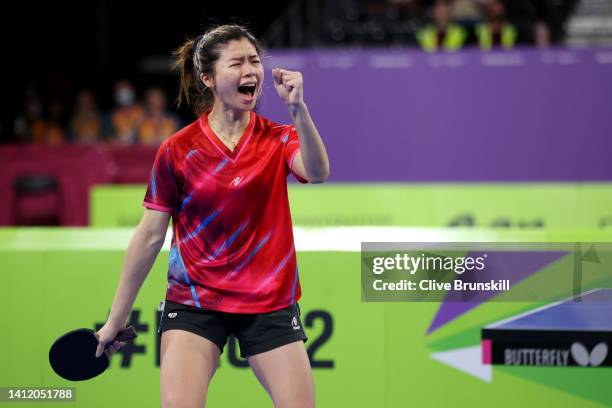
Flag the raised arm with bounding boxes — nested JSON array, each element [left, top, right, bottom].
[[272, 68, 330, 183]]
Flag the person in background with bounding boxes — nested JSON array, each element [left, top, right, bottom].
[[137, 87, 179, 146], [69, 89, 104, 144], [474, 0, 517, 50], [450, 0, 483, 23], [533, 20, 550, 48], [417, 0, 468, 52], [110, 80, 144, 144], [14, 86, 46, 144], [15, 86, 67, 145], [41, 99, 67, 145]]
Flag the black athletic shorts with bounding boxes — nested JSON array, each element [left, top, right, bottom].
[[157, 300, 308, 358]]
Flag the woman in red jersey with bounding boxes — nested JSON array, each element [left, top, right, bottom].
[[95, 25, 329, 408]]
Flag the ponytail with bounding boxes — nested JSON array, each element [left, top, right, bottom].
[[171, 37, 213, 116]]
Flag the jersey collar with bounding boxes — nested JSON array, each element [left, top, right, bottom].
[[199, 110, 256, 163]]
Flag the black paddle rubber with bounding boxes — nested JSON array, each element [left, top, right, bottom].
[[49, 326, 137, 381]]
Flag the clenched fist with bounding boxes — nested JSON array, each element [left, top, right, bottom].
[[272, 68, 304, 106]]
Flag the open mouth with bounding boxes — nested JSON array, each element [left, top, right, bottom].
[[237, 84, 256, 97]]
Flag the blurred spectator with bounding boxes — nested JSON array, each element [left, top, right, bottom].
[[474, 0, 517, 50], [110, 80, 144, 144], [69, 89, 104, 144], [417, 0, 468, 52], [42, 100, 67, 145], [530, 0, 577, 45], [14, 86, 46, 144], [137, 87, 179, 146], [451, 0, 483, 23], [533, 20, 550, 48], [14, 85, 67, 145]]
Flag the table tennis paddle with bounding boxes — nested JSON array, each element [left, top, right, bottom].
[[49, 326, 137, 381]]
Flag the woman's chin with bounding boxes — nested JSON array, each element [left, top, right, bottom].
[[234, 99, 256, 111], [217, 95, 256, 113]]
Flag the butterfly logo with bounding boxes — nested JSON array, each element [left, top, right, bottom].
[[570, 342, 608, 366]]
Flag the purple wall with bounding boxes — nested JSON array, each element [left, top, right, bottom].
[[258, 48, 612, 181]]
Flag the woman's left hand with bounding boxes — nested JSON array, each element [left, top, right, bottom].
[[272, 68, 304, 106]]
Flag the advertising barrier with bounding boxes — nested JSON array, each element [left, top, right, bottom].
[[1, 228, 611, 407]]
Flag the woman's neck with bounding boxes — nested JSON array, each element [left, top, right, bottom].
[[208, 103, 250, 141]]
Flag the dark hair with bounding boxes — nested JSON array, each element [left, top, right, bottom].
[[171, 25, 263, 116]]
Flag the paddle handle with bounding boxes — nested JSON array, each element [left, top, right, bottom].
[[104, 325, 138, 347], [97, 325, 138, 354]]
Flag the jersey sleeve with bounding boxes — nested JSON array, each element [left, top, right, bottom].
[[283, 126, 308, 184], [143, 140, 180, 212]]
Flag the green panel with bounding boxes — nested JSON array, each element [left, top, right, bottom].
[[3, 252, 45, 388], [1, 228, 611, 407], [90, 183, 612, 228], [90, 185, 147, 227]]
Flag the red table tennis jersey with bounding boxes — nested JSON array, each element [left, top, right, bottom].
[[143, 110, 306, 313]]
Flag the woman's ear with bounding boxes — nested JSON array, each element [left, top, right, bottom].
[[201, 73, 214, 89]]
